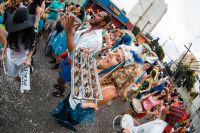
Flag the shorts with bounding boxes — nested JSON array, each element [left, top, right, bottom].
[[44, 19, 57, 31], [60, 57, 71, 82]]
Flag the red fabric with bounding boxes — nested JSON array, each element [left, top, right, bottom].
[[67, 57, 72, 65], [134, 112, 146, 119], [164, 124, 173, 133], [60, 51, 68, 58], [164, 106, 188, 133]]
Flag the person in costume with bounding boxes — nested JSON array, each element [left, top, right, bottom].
[[52, 11, 112, 97], [5, 7, 36, 79], [122, 104, 188, 133], [127, 90, 168, 119], [50, 14, 151, 131]]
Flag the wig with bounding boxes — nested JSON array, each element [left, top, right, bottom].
[[7, 27, 36, 52], [100, 63, 138, 96]]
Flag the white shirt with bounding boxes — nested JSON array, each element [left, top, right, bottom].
[[130, 119, 167, 133], [73, 28, 103, 54], [131, 44, 143, 54]]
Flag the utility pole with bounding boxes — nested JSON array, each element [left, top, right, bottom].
[[136, 21, 151, 39], [161, 39, 168, 47], [180, 42, 192, 64]]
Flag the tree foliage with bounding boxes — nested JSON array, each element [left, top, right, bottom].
[[155, 46, 165, 61], [173, 63, 197, 92], [132, 26, 140, 36], [150, 39, 165, 61]]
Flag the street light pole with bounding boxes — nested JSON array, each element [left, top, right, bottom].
[[136, 21, 151, 39], [161, 39, 168, 47]]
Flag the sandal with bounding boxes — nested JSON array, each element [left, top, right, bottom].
[[52, 91, 64, 97], [53, 84, 60, 90]]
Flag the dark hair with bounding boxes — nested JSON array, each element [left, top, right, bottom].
[[75, 4, 80, 8], [77, 7, 85, 21], [103, 12, 112, 26], [70, 2, 75, 5], [150, 70, 157, 79], [8, 27, 36, 52], [29, 0, 44, 15]]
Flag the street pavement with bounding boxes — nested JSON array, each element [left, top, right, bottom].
[[0, 35, 132, 133]]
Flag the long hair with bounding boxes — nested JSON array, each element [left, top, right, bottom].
[[29, 0, 44, 15], [100, 63, 138, 96], [7, 27, 36, 51]]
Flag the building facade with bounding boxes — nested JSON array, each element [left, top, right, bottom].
[[127, 0, 167, 34], [170, 52, 200, 74]]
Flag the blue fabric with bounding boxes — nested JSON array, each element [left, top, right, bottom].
[[121, 34, 132, 45], [38, 19, 44, 32], [98, 63, 123, 76], [51, 30, 67, 55], [130, 50, 144, 64], [60, 57, 71, 82], [111, 38, 121, 50], [51, 94, 95, 126], [111, 34, 132, 50], [135, 71, 146, 84], [0, 43, 2, 49], [0, 13, 4, 24], [47, 1, 65, 20], [151, 82, 166, 92]]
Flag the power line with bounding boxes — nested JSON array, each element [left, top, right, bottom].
[[170, 38, 180, 57]]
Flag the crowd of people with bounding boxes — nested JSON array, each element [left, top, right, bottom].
[[0, 0, 196, 133]]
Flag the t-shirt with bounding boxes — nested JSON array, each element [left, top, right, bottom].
[[47, 1, 64, 21], [130, 118, 167, 133]]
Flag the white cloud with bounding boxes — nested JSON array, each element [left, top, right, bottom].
[[112, 0, 200, 62]]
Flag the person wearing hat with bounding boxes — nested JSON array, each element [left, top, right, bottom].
[[5, 7, 36, 79], [51, 44, 145, 131]]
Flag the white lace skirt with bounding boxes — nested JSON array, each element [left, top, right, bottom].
[[6, 47, 29, 77]]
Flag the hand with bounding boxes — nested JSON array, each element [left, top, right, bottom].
[[122, 128, 130, 133], [80, 47, 91, 54], [146, 110, 151, 115], [82, 102, 98, 111], [23, 57, 31, 66], [58, 8, 64, 12], [60, 14, 75, 32]]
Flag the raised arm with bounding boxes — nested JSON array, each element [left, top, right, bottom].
[[0, 32, 7, 60], [61, 15, 76, 53], [101, 32, 112, 51]]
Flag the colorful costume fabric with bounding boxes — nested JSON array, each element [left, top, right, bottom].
[[51, 30, 67, 55]]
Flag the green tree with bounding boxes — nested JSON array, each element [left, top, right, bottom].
[[155, 46, 165, 61], [132, 26, 140, 36], [190, 92, 198, 100], [149, 38, 165, 61], [173, 63, 197, 92]]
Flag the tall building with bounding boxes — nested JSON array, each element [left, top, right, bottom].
[[127, 0, 168, 34], [170, 52, 200, 74]]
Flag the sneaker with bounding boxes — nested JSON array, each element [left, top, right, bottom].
[[52, 91, 64, 97]]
